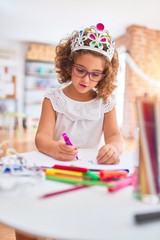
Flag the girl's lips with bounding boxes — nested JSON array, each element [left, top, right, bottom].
[[79, 83, 87, 88]]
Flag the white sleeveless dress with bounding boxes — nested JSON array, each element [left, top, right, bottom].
[[45, 88, 115, 148]]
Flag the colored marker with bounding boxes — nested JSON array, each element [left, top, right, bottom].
[[45, 168, 83, 177], [84, 171, 100, 180], [88, 168, 129, 172], [53, 164, 88, 173], [62, 132, 79, 159], [46, 175, 114, 188], [108, 176, 134, 192], [134, 211, 160, 224], [99, 170, 128, 180]]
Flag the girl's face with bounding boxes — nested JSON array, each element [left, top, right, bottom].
[[71, 53, 105, 94]]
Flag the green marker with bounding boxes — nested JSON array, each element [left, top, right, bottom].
[[46, 175, 113, 188], [84, 171, 100, 180]]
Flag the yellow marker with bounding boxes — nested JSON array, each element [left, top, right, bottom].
[[53, 173, 83, 181], [45, 169, 83, 177]]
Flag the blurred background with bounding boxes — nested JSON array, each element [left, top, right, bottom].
[[0, 1, 160, 239], [0, 0, 160, 139]]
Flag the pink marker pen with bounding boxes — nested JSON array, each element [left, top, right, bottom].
[[108, 176, 134, 192], [62, 132, 78, 160]]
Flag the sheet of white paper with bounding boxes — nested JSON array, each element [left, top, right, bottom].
[[18, 149, 135, 172]]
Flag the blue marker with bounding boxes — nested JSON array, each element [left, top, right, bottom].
[[3, 167, 22, 173]]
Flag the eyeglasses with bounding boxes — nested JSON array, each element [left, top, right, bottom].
[[72, 64, 106, 82]]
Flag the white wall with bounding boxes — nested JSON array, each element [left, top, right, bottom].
[[0, 0, 160, 44]]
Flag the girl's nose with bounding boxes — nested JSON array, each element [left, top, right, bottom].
[[82, 73, 90, 81]]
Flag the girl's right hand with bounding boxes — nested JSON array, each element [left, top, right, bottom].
[[53, 140, 78, 161]]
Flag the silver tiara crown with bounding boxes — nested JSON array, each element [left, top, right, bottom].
[[71, 23, 115, 61]]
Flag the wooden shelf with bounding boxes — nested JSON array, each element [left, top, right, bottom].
[[0, 97, 17, 100], [25, 72, 55, 78], [24, 57, 59, 119]]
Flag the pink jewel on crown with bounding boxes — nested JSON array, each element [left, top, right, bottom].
[[71, 23, 115, 61]]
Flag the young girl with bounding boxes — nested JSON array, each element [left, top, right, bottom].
[[35, 23, 125, 164]]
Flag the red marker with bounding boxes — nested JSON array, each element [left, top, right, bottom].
[[99, 170, 128, 180], [53, 164, 88, 173]]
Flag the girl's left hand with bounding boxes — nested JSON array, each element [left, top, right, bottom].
[[96, 144, 120, 164]]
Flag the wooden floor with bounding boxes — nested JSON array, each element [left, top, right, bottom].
[[0, 128, 135, 240]]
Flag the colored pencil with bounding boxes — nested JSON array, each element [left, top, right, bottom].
[[39, 185, 89, 199]]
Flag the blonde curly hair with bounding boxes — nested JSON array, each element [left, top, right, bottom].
[[54, 36, 119, 102]]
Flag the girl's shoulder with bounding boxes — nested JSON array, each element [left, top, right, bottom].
[[44, 87, 62, 100], [44, 88, 115, 120], [102, 95, 115, 113]]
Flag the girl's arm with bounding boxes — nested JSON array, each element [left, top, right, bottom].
[[35, 98, 78, 160], [97, 107, 125, 164]]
